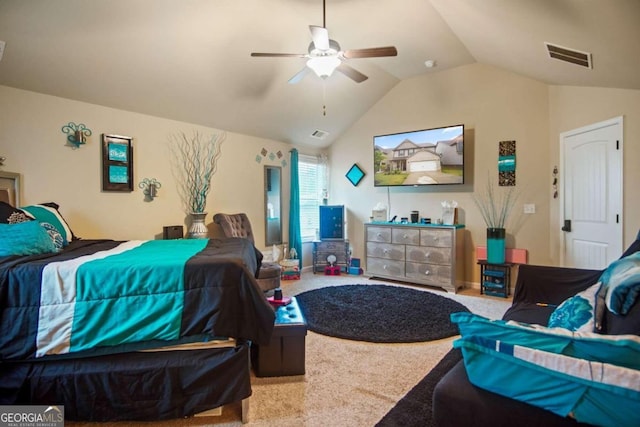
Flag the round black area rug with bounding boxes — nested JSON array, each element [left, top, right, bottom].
[[295, 285, 469, 343]]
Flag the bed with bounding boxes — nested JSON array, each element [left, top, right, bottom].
[[0, 193, 275, 422]]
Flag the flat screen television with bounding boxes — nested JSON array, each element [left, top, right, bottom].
[[373, 124, 464, 187]]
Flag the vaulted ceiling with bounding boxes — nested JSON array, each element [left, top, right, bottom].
[[1, 0, 638, 148]]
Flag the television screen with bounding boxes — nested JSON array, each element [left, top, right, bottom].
[[373, 124, 464, 187]]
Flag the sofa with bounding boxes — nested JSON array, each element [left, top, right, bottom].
[[433, 232, 640, 427]]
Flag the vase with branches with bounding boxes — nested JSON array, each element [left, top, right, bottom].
[[169, 131, 225, 238], [472, 175, 520, 264]]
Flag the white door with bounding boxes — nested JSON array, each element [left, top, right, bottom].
[[561, 117, 623, 269]]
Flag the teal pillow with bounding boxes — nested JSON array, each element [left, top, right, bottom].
[[19, 203, 74, 245], [451, 312, 640, 370], [599, 252, 640, 315], [0, 221, 57, 256], [548, 282, 600, 332]]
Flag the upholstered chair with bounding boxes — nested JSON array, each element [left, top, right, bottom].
[[213, 213, 281, 292]]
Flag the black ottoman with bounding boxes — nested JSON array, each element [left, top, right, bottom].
[[252, 296, 307, 377]]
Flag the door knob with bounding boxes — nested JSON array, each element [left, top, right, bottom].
[[561, 220, 572, 232]]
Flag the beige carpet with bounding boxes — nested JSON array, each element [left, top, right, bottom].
[[68, 273, 511, 427]]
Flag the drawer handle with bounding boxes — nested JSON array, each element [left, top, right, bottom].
[[403, 234, 408, 239], [424, 270, 430, 275], [434, 236, 439, 241], [383, 249, 389, 254], [377, 233, 382, 237], [425, 252, 431, 259], [383, 265, 388, 270]]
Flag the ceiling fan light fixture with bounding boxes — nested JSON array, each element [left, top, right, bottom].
[[306, 56, 341, 78]]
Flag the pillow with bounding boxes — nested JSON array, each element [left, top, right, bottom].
[[548, 282, 600, 332], [0, 201, 32, 224], [451, 312, 640, 370], [0, 221, 58, 256], [599, 252, 640, 315], [19, 202, 75, 245], [40, 222, 64, 251]]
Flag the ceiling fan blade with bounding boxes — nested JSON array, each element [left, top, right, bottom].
[[336, 63, 368, 83], [309, 25, 330, 51], [288, 67, 309, 84], [251, 52, 308, 58], [343, 46, 398, 59]]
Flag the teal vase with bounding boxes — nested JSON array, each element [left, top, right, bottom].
[[487, 228, 506, 264]]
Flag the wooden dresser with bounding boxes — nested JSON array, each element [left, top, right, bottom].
[[364, 223, 465, 293]]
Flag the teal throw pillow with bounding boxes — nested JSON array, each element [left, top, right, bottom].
[[0, 221, 58, 256], [40, 222, 64, 251], [548, 282, 600, 332], [19, 203, 74, 245], [599, 252, 640, 315]]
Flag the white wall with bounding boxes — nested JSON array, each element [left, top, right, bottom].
[[0, 85, 294, 254], [329, 63, 553, 284], [548, 85, 640, 259]]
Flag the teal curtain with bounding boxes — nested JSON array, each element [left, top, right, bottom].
[[289, 149, 302, 265]]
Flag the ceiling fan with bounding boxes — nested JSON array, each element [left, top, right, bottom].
[[251, 0, 397, 84]]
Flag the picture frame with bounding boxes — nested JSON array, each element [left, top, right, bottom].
[[345, 163, 365, 186], [0, 171, 21, 206], [102, 134, 133, 192]]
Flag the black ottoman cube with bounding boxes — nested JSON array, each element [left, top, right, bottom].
[[252, 297, 307, 377]]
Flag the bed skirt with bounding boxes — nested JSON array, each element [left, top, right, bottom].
[[0, 342, 251, 421]]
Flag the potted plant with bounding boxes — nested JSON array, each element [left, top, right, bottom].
[[472, 175, 520, 264], [169, 131, 225, 238]]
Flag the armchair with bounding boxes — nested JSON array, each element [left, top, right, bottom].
[[213, 213, 281, 292]]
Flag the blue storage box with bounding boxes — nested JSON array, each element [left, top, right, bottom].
[[348, 266, 363, 275]]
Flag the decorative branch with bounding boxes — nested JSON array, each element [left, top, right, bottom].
[[472, 174, 520, 229], [169, 131, 225, 213]]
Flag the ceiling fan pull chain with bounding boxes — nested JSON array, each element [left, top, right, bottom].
[[323, 81, 327, 116]]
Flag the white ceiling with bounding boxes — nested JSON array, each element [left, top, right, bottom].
[[1, 0, 639, 148]]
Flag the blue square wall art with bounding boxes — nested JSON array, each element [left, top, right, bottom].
[[346, 163, 365, 186]]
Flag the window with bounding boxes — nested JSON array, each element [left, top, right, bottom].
[[298, 154, 327, 242]]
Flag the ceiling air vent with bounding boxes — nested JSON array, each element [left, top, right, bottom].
[[311, 129, 329, 139], [545, 42, 592, 68]]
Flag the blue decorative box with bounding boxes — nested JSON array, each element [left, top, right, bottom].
[[350, 258, 361, 268], [348, 266, 363, 275]]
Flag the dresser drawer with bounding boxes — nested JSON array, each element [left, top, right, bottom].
[[366, 242, 405, 261], [366, 257, 404, 277], [367, 226, 392, 243], [406, 245, 451, 265], [392, 228, 420, 245], [420, 229, 452, 247], [405, 262, 452, 287]]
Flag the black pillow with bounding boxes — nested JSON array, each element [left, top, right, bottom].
[[0, 201, 32, 224]]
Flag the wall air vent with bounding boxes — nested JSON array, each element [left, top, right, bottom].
[[311, 129, 329, 139], [545, 42, 592, 68]]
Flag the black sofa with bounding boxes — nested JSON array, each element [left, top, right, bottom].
[[433, 233, 640, 427]]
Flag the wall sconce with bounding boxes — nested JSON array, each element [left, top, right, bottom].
[[61, 122, 92, 148], [139, 178, 162, 201], [0, 156, 5, 167]]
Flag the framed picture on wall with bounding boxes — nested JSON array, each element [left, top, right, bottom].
[[101, 134, 133, 192]]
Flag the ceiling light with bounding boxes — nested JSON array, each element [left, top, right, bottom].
[[424, 59, 436, 68], [307, 56, 341, 78]]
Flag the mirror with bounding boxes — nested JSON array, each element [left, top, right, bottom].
[[264, 166, 282, 246]]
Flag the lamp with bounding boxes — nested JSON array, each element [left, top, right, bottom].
[[306, 56, 341, 78], [139, 178, 161, 201], [61, 122, 92, 148]]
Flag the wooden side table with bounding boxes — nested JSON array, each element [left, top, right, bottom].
[[478, 261, 513, 298]]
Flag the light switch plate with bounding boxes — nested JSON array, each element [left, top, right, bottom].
[[523, 203, 536, 214], [0, 41, 5, 61]]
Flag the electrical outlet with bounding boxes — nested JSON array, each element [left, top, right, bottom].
[[0, 41, 5, 61], [523, 204, 536, 214]]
